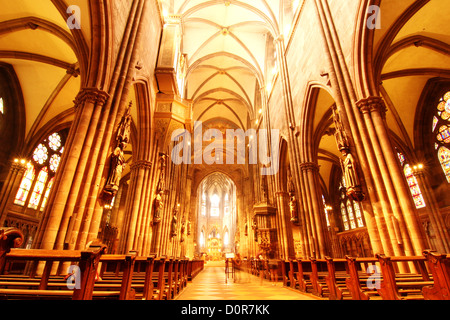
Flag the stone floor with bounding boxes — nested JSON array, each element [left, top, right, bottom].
[[176, 261, 321, 300]]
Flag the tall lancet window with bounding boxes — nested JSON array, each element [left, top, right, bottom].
[[210, 194, 220, 217], [14, 130, 67, 212], [339, 177, 365, 231], [200, 230, 205, 247], [201, 192, 206, 216], [224, 193, 230, 215], [433, 91, 450, 182], [396, 151, 426, 209]]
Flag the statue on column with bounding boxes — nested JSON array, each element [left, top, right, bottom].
[[103, 103, 132, 202], [187, 219, 191, 236], [152, 153, 167, 225], [252, 216, 258, 242], [332, 106, 349, 152], [289, 194, 299, 224], [180, 216, 186, 243], [171, 208, 178, 238], [260, 164, 269, 203], [152, 193, 163, 224], [340, 148, 365, 202], [287, 166, 299, 224], [333, 106, 365, 202]]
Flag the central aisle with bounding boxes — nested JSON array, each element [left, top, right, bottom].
[[176, 261, 320, 300]]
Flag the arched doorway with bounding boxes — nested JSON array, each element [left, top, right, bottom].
[[196, 172, 237, 261]]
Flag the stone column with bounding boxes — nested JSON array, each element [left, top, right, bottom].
[[37, 88, 109, 251], [298, 167, 313, 258], [358, 97, 427, 256], [414, 168, 450, 252], [0, 160, 28, 226], [300, 162, 328, 258]]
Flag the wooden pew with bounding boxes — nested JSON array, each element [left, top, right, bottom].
[[344, 256, 379, 300], [375, 254, 434, 300], [295, 259, 312, 293], [187, 259, 204, 280], [288, 259, 298, 289], [0, 242, 109, 300], [97, 254, 136, 300], [0, 228, 24, 273], [280, 260, 290, 287], [324, 257, 352, 300], [309, 257, 330, 297], [422, 250, 450, 300], [99, 254, 169, 300]]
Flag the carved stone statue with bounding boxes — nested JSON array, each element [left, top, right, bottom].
[[260, 165, 269, 203], [252, 216, 258, 242], [332, 106, 349, 152], [157, 154, 167, 193], [187, 219, 191, 236], [171, 209, 178, 237], [116, 105, 132, 146], [103, 104, 132, 200], [289, 194, 299, 224], [341, 150, 358, 191], [152, 192, 163, 224], [340, 149, 365, 201], [180, 218, 186, 243], [104, 142, 126, 196]]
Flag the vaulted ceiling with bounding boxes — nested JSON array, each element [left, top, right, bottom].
[[159, 0, 300, 131], [0, 0, 90, 147], [315, 0, 450, 192]]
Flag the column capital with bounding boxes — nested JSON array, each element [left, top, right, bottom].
[[356, 96, 387, 117], [130, 160, 153, 171], [299, 162, 320, 172], [74, 87, 109, 107], [10, 160, 28, 172]]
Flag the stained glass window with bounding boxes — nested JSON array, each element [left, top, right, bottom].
[[33, 144, 48, 165], [433, 116, 439, 132], [224, 193, 230, 215], [396, 151, 426, 209], [404, 164, 426, 208], [224, 231, 229, 246], [353, 202, 364, 228], [346, 200, 357, 229], [339, 178, 364, 231], [49, 154, 61, 172], [341, 202, 349, 231], [28, 168, 48, 210], [434, 91, 450, 182], [200, 231, 205, 248], [437, 125, 450, 144], [397, 152, 406, 166], [201, 192, 206, 216], [13, 130, 67, 211], [210, 194, 220, 217], [40, 178, 54, 212], [48, 133, 62, 151], [438, 147, 450, 183], [322, 195, 330, 227], [14, 163, 35, 206]]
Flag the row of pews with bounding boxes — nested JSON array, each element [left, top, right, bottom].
[[0, 228, 204, 300], [276, 252, 450, 300]]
